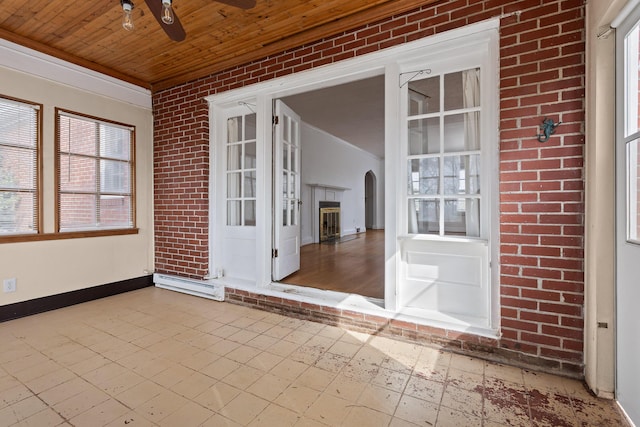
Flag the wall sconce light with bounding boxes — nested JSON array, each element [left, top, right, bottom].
[[161, 0, 175, 25], [537, 118, 561, 143], [121, 0, 135, 31]]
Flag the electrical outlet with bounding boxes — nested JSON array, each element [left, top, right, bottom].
[[3, 278, 16, 293]]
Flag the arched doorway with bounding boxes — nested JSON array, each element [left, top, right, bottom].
[[365, 170, 376, 230]]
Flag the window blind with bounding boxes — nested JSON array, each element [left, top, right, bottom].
[[0, 97, 39, 235], [57, 110, 134, 231]]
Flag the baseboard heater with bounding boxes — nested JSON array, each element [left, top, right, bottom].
[[153, 273, 225, 302]]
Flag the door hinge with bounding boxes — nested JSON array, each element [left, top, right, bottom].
[[272, 115, 279, 125], [272, 249, 278, 258]]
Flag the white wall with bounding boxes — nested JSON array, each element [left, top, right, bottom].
[[299, 122, 384, 245], [0, 62, 154, 305]]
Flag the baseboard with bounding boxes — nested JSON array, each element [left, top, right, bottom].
[[0, 275, 153, 323]]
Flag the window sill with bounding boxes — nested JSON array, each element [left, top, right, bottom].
[[0, 228, 139, 244]]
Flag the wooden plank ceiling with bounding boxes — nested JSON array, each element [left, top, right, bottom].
[[0, 0, 439, 92]]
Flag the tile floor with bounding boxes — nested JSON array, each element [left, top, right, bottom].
[[0, 287, 629, 427]]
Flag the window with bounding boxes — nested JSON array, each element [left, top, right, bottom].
[[226, 112, 256, 226], [406, 68, 481, 237], [0, 96, 41, 235], [624, 21, 640, 244], [56, 109, 135, 232]]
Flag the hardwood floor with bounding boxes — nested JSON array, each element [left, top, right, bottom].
[[280, 229, 384, 299]]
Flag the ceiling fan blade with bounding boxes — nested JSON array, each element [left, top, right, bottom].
[[144, 0, 187, 42], [214, 0, 256, 10]]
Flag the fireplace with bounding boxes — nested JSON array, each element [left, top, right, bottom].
[[319, 201, 340, 242]]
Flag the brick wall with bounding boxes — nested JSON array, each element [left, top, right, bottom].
[[154, 0, 585, 374]]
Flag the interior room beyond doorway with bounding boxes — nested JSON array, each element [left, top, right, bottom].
[[282, 229, 384, 299]]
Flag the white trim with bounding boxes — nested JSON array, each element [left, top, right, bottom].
[[0, 39, 151, 109], [207, 17, 500, 335], [612, 0, 640, 28], [206, 18, 499, 106]]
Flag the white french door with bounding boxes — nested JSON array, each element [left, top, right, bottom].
[[396, 30, 498, 330], [616, 7, 640, 424], [272, 100, 302, 281]]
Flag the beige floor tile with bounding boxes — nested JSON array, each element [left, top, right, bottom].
[[99, 369, 146, 396], [200, 413, 243, 427], [157, 401, 214, 427], [327, 340, 361, 359], [404, 374, 445, 404], [228, 329, 261, 345], [446, 367, 484, 392], [152, 363, 195, 388], [116, 380, 165, 409], [266, 339, 300, 358], [171, 371, 217, 399], [289, 345, 324, 365], [246, 350, 284, 372], [136, 390, 189, 423], [11, 407, 65, 427], [0, 395, 47, 425], [372, 367, 411, 393], [247, 334, 281, 351], [193, 381, 242, 412], [522, 369, 570, 395], [389, 416, 421, 427], [245, 320, 275, 334], [53, 384, 111, 419], [13, 359, 62, 383], [247, 372, 291, 401], [271, 359, 309, 381], [38, 377, 94, 406], [440, 383, 483, 418], [282, 329, 315, 345], [106, 411, 156, 427], [394, 394, 439, 426], [304, 392, 352, 425], [53, 347, 99, 368], [449, 353, 485, 375], [325, 375, 368, 402], [357, 384, 402, 415], [201, 356, 241, 380], [226, 344, 263, 364], [249, 403, 301, 427], [264, 325, 295, 340], [222, 364, 264, 389], [68, 397, 130, 426], [488, 362, 524, 385], [341, 360, 380, 383], [0, 288, 630, 427], [436, 406, 483, 426], [292, 366, 335, 391], [208, 339, 242, 357], [313, 351, 350, 374], [0, 382, 33, 409], [81, 362, 129, 387], [180, 349, 220, 371], [344, 406, 393, 427], [67, 354, 111, 376], [293, 417, 328, 427], [211, 324, 243, 339], [275, 385, 322, 414], [219, 391, 269, 425]]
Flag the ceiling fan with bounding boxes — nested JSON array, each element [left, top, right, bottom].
[[120, 0, 256, 42]]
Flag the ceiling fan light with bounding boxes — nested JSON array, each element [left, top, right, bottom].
[[161, 0, 175, 25], [121, 0, 135, 31]]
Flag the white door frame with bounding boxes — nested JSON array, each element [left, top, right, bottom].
[[207, 19, 500, 334]]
